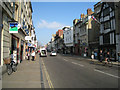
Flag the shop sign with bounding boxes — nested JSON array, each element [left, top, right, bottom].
[[9, 22, 18, 33]]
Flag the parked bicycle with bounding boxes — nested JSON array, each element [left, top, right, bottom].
[[4, 58, 17, 75]]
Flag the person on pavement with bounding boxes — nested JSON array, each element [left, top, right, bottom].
[[99, 50, 104, 62], [31, 49, 35, 61], [91, 51, 94, 60], [27, 48, 30, 60]]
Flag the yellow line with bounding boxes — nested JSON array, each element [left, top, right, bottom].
[[41, 58, 54, 89]]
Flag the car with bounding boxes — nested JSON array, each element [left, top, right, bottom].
[[50, 51, 57, 56]]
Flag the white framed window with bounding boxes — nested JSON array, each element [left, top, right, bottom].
[[110, 32, 114, 44], [100, 36, 103, 45]]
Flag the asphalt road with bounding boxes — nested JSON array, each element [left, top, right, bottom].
[[40, 53, 119, 88]]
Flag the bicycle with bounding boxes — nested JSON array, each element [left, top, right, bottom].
[[102, 58, 113, 67], [4, 58, 17, 75], [6, 63, 13, 75]]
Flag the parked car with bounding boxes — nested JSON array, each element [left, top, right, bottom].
[[50, 51, 57, 56]]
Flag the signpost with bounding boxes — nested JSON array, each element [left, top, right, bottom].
[[9, 22, 18, 33]]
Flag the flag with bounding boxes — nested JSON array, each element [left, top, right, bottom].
[[91, 15, 97, 21], [91, 15, 101, 24]]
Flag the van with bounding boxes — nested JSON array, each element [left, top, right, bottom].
[[40, 49, 47, 57]]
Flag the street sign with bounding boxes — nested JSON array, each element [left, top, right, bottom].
[[25, 36, 31, 40], [9, 22, 18, 33]]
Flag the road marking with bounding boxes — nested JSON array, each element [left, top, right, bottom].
[[94, 69, 120, 79], [77, 64, 84, 67], [72, 62, 84, 67], [41, 58, 54, 89], [72, 62, 78, 65], [63, 59, 68, 62]]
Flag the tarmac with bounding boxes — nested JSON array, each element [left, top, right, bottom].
[[2, 54, 41, 88], [62, 54, 120, 66]]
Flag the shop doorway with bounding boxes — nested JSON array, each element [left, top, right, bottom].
[[11, 35, 19, 62], [20, 40, 24, 62]]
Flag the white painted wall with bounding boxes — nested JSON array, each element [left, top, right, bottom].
[[63, 27, 73, 47]]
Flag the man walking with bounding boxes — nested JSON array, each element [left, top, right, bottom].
[[99, 50, 104, 62]]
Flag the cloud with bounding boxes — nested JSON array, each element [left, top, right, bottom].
[[37, 20, 64, 29]]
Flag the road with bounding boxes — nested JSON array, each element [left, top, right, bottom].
[[40, 53, 119, 88]]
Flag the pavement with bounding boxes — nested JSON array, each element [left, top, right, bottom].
[[2, 54, 41, 88]]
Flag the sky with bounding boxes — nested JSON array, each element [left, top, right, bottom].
[[32, 2, 97, 46]]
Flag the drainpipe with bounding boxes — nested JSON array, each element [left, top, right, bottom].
[[0, 4, 2, 65]]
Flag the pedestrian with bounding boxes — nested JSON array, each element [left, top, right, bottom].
[[118, 52, 120, 62], [94, 51, 97, 59], [99, 50, 104, 62], [27, 48, 30, 60], [31, 49, 36, 61], [118, 52, 120, 66], [91, 51, 94, 60], [105, 51, 110, 64]]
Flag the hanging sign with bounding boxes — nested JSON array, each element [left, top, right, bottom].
[[25, 36, 31, 40], [9, 22, 18, 33]]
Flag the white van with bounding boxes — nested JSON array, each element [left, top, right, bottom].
[[40, 48, 47, 57]]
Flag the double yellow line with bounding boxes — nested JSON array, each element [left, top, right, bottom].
[[41, 58, 54, 89]]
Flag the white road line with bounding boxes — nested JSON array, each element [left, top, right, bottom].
[[72, 62, 84, 67], [63, 59, 68, 61], [94, 69, 120, 79], [78, 64, 84, 67], [72, 62, 77, 64]]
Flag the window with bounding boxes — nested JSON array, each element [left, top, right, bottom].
[[104, 21, 110, 30], [103, 34, 110, 44], [103, 8, 110, 16]]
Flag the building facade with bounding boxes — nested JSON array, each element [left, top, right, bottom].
[[99, 2, 118, 61], [73, 19, 80, 55], [51, 34, 56, 51], [0, 1, 33, 67], [73, 9, 93, 57], [88, 2, 102, 59], [0, 2, 13, 66], [54, 30, 63, 53], [63, 26, 73, 54]]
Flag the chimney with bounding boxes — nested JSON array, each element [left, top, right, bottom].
[[87, 8, 93, 15], [81, 13, 85, 19]]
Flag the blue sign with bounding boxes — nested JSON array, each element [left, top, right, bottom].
[[28, 43, 32, 47]]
